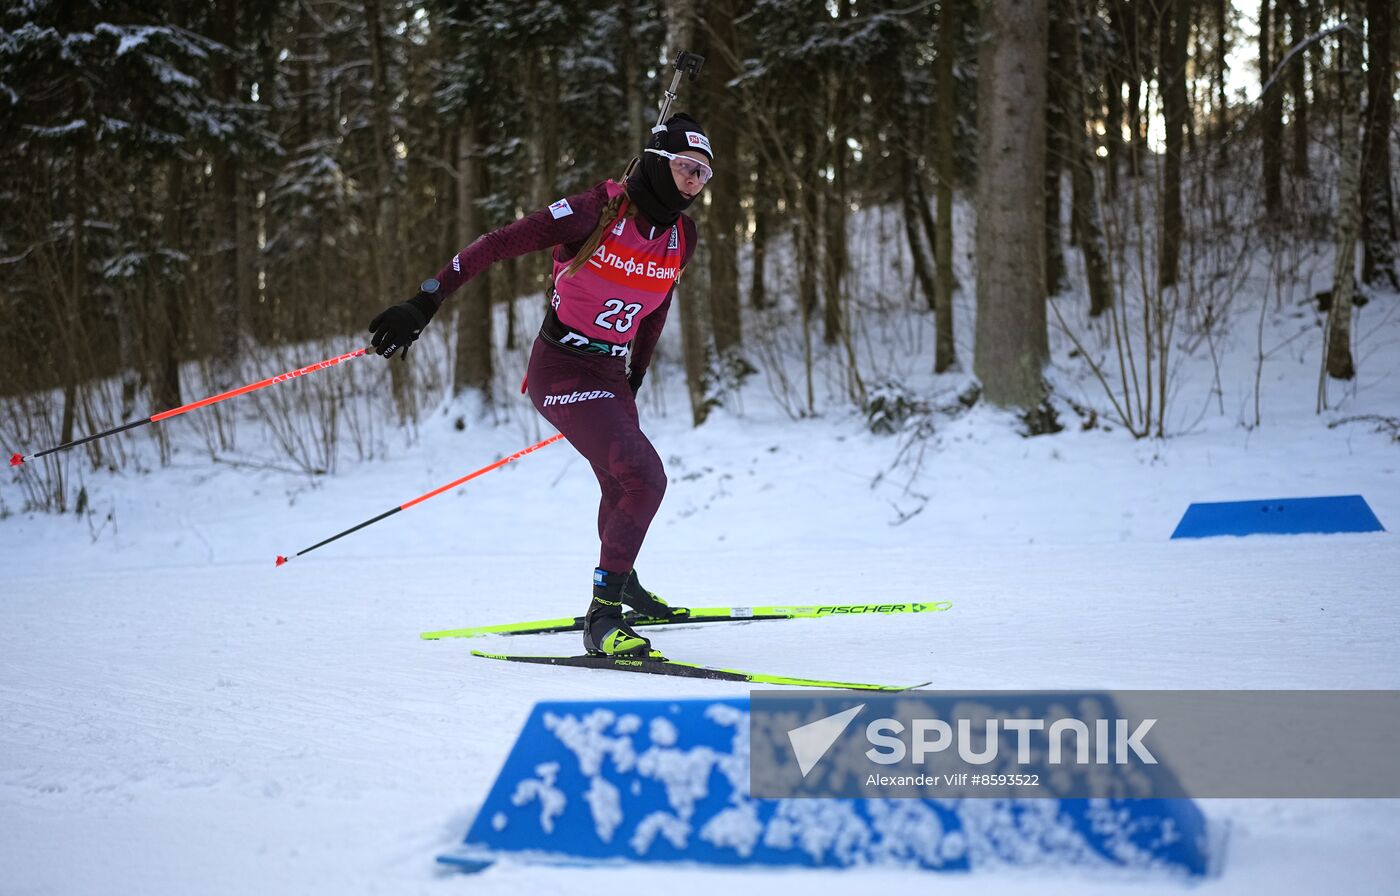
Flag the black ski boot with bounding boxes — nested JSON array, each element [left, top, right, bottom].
[[620, 569, 690, 621], [584, 568, 657, 657]]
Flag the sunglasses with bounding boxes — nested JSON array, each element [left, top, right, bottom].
[[645, 148, 714, 185]]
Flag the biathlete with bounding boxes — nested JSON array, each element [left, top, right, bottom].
[[366, 113, 714, 659]]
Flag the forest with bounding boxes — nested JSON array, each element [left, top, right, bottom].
[[1, 0, 1396, 512]]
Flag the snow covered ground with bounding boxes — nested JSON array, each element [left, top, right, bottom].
[[3, 234, 1399, 893]]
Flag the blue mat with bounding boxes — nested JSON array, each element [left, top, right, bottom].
[[1171, 495, 1385, 539], [439, 697, 1214, 878]]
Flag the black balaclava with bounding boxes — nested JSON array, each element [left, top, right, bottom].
[[625, 112, 713, 229]]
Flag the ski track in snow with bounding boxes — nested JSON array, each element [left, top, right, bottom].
[[4, 276, 1400, 892], [3, 524, 1398, 892]]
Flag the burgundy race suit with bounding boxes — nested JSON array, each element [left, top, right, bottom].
[[430, 180, 698, 574]]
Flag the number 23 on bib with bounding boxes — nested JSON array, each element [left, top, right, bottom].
[[550, 181, 687, 342]]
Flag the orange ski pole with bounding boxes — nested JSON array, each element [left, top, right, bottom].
[[9, 348, 369, 467], [275, 433, 566, 566]]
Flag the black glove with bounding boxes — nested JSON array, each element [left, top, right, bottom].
[[627, 368, 646, 396], [368, 279, 440, 359]]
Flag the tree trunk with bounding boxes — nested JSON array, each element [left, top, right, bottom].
[[153, 160, 185, 411], [522, 55, 544, 205], [665, 0, 714, 425], [1070, 0, 1114, 316], [236, 157, 259, 341], [1158, 0, 1190, 289], [1360, 0, 1397, 287], [1044, 1, 1069, 297], [1186, 23, 1201, 157], [620, 3, 646, 155], [822, 72, 848, 345], [934, 0, 957, 373], [796, 115, 821, 323], [894, 30, 938, 317], [796, 120, 821, 414], [1286, 0, 1310, 178], [1124, 2, 1145, 179], [62, 140, 88, 454], [365, 0, 412, 419], [295, 1, 312, 149], [293, 0, 318, 342], [1306, 0, 1324, 108], [1324, 0, 1364, 385], [505, 255, 521, 349], [242, 2, 274, 344], [1213, 0, 1229, 164], [750, 188, 769, 310], [912, 165, 948, 294], [453, 118, 493, 400], [211, 0, 242, 390], [541, 49, 560, 198], [975, 0, 1049, 410], [1105, 0, 1126, 196], [365, 0, 401, 291], [704, 0, 742, 358], [902, 156, 939, 314], [1260, 0, 1283, 219]]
